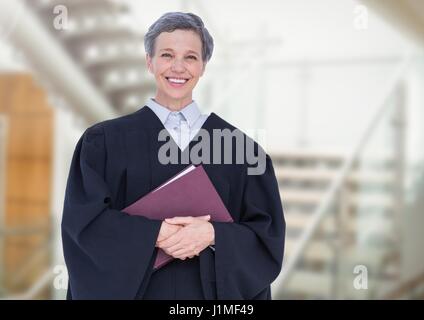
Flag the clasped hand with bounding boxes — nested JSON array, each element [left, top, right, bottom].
[[156, 215, 215, 260]]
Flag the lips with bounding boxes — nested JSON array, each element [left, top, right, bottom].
[[166, 77, 188, 83], [165, 76, 190, 88]]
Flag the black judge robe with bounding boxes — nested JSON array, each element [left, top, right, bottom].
[[61, 106, 286, 300]]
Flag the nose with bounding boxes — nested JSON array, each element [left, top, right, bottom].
[[171, 58, 185, 73]]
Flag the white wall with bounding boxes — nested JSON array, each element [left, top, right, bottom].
[[127, 0, 423, 155]]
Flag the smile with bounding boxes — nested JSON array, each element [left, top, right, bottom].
[[165, 77, 189, 87]]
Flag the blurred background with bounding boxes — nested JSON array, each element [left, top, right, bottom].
[[0, 0, 423, 300]]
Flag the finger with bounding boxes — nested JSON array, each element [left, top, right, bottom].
[[157, 232, 172, 243], [175, 251, 198, 260], [162, 221, 184, 228], [156, 237, 170, 246], [195, 215, 211, 221], [165, 216, 194, 225], [166, 215, 210, 225], [172, 244, 199, 257], [158, 225, 181, 242], [165, 242, 188, 254], [174, 251, 195, 260], [156, 228, 179, 244], [162, 247, 181, 256], [157, 233, 182, 249], [171, 245, 194, 255], [172, 248, 190, 258]]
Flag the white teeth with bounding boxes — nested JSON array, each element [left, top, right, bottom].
[[168, 78, 187, 84]]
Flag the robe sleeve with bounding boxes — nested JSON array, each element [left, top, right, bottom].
[[61, 125, 162, 299], [211, 154, 286, 299]]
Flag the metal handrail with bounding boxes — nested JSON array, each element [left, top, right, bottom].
[[383, 270, 424, 299], [9, 238, 51, 286], [2, 268, 55, 300], [0, 218, 51, 293], [0, 211, 55, 299], [273, 53, 412, 297]]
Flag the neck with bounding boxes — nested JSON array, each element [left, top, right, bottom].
[[154, 92, 193, 111]]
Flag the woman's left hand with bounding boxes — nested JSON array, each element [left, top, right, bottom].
[[156, 215, 215, 260]]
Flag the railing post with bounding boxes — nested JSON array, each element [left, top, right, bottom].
[[332, 178, 351, 299], [391, 82, 406, 280]]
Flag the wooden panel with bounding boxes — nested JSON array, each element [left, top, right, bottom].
[[0, 73, 53, 295], [0, 74, 52, 114], [6, 201, 50, 226], [7, 115, 53, 158], [6, 160, 51, 204]]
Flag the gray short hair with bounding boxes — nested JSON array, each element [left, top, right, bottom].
[[144, 12, 214, 63]]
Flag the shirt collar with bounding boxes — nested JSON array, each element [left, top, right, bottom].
[[145, 98, 201, 128]]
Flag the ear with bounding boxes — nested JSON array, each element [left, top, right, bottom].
[[146, 53, 153, 74]]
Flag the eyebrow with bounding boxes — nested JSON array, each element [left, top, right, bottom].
[[159, 48, 200, 57]]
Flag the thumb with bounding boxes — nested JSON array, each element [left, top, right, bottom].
[[196, 215, 211, 221], [165, 216, 194, 225]]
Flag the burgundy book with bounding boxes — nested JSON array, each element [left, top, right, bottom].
[[122, 165, 233, 270]]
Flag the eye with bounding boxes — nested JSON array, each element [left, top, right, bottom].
[[161, 53, 172, 58], [186, 55, 197, 60]]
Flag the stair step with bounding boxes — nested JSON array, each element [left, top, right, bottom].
[[275, 261, 394, 299], [283, 237, 394, 268], [281, 190, 393, 208], [285, 212, 359, 234], [271, 150, 344, 163], [276, 270, 333, 298], [275, 168, 395, 185], [274, 270, 377, 298], [286, 212, 331, 230], [284, 238, 334, 263]]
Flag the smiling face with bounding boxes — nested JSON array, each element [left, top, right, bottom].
[[146, 29, 206, 110]]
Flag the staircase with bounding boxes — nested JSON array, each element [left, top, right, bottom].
[[0, 0, 420, 301], [270, 150, 400, 299], [27, 0, 155, 114]]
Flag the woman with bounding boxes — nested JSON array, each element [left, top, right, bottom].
[[61, 12, 285, 300]]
